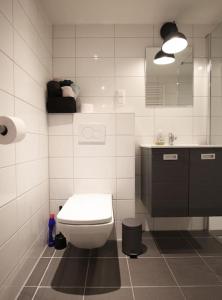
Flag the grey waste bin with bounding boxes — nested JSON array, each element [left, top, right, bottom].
[[122, 218, 142, 258]]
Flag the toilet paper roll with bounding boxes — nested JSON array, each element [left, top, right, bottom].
[[0, 116, 26, 144]]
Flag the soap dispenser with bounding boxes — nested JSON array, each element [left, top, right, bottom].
[[155, 130, 165, 145]]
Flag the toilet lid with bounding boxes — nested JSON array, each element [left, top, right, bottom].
[[57, 194, 113, 225]]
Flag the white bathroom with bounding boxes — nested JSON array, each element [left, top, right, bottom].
[[1, 0, 222, 299]]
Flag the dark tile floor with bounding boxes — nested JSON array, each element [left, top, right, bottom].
[[17, 231, 222, 300]]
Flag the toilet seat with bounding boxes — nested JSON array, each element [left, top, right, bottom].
[[57, 193, 113, 225]]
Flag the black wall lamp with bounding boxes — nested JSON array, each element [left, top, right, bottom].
[[153, 21, 188, 65], [153, 50, 175, 65], [161, 21, 188, 54]]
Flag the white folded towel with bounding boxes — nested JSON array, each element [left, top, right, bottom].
[[61, 86, 75, 98]]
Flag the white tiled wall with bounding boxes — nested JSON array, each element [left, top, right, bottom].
[[52, 24, 212, 232], [49, 113, 135, 239], [209, 23, 222, 230], [0, 0, 51, 298]]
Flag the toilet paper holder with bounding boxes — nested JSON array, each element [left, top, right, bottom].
[[0, 125, 8, 136]]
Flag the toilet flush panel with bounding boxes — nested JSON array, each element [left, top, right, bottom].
[[78, 124, 106, 144]]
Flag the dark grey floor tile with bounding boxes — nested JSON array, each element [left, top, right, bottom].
[[85, 287, 133, 299], [187, 237, 222, 256], [166, 257, 221, 286], [25, 258, 50, 286], [90, 240, 125, 258], [150, 231, 183, 238], [34, 287, 83, 299], [41, 258, 88, 287], [54, 243, 90, 258], [134, 287, 184, 300], [182, 286, 222, 300], [181, 230, 214, 238], [42, 247, 55, 257], [86, 258, 130, 287], [203, 257, 222, 280], [140, 239, 161, 257], [17, 287, 36, 300], [154, 237, 197, 257], [128, 258, 176, 286]]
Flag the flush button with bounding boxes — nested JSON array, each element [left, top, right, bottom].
[[78, 124, 106, 145]]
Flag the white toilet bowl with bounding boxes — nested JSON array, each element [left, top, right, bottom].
[[57, 193, 114, 249]]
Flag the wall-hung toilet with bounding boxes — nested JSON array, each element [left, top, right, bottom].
[[57, 193, 114, 249]]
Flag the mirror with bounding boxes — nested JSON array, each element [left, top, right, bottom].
[[145, 47, 193, 106]]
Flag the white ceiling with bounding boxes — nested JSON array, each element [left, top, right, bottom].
[[40, 0, 222, 25]]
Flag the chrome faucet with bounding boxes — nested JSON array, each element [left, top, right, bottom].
[[168, 132, 177, 145]]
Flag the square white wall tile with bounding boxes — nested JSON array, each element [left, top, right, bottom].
[[74, 157, 116, 179], [76, 77, 115, 97], [53, 38, 75, 58], [117, 178, 135, 200], [0, 200, 17, 247], [76, 38, 114, 57], [0, 166, 16, 207], [0, 234, 19, 284], [115, 24, 153, 37], [117, 157, 135, 178], [16, 133, 39, 163], [53, 25, 75, 38], [76, 58, 114, 77], [115, 58, 145, 76], [49, 136, 73, 157], [49, 158, 73, 179], [116, 136, 135, 156], [74, 179, 116, 198], [193, 117, 208, 136], [50, 179, 73, 200], [53, 58, 76, 77], [48, 114, 73, 135], [115, 38, 152, 58], [116, 77, 145, 97], [76, 24, 114, 37], [0, 51, 13, 94], [0, 11, 13, 57], [0, 0, 12, 22], [116, 113, 134, 135], [135, 117, 154, 136], [0, 144, 15, 168]]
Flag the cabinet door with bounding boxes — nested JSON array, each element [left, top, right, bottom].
[[189, 148, 222, 216], [151, 149, 189, 217]]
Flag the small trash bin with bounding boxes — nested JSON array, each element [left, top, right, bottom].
[[122, 218, 142, 258]]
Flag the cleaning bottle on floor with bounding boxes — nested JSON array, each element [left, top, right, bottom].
[[48, 213, 56, 247]]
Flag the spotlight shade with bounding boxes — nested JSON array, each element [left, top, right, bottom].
[[153, 50, 175, 65], [160, 22, 188, 54], [162, 32, 188, 54]]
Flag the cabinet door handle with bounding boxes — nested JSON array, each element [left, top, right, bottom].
[[163, 154, 178, 160], [201, 153, 216, 160]]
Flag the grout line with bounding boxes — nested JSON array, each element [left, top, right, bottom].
[[15, 245, 48, 299], [162, 256, 186, 300], [31, 248, 56, 300], [126, 257, 135, 300]]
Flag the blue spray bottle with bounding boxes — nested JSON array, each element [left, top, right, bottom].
[[48, 213, 56, 247]]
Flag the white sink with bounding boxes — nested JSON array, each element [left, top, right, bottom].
[[141, 144, 222, 148]]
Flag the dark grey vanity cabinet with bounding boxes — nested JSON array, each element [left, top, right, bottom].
[[141, 147, 222, 217], [189, 148, 222, 216], [141, 148, 189, 217]]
